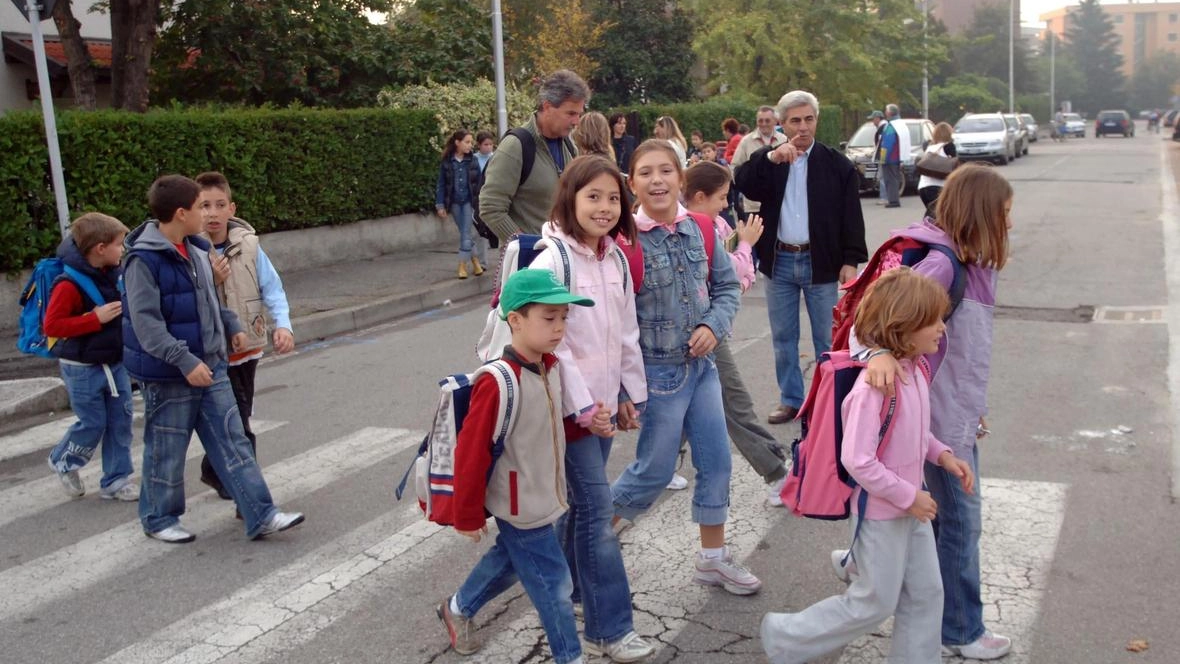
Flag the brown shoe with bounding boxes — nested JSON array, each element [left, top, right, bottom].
[[457, 261, 469, 279], [767, 405, 799, 425]]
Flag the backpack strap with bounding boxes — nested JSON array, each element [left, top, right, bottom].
[[608, 243, 631, 293], [536, 236, 573, 290], [506, 128, 537, 187], [476, 360, 520, 465], [61, 265, 105, 306], [923, 243, 967, 319]]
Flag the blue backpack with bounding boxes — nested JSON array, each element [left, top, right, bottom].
[[17, 259, 105, 358]]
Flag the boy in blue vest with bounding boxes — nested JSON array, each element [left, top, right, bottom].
[[122, 174, 304, 544], [44, 212, 137, 502]]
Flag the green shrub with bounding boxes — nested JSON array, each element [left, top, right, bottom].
[[0, 107, 439, 271], [377, 78, 535, 151]]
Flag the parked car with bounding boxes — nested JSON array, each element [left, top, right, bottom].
[[840, 118, 935, 195], [953, 113, 1017, 165], [1095, 109, 1135, 137], [1003, 113, 1030, 156], [1165, 109, 1180, 127], [1060, 112, 1086, 137], [1020, 113, 1039, 141]]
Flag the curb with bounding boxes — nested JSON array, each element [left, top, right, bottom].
[[0, 377, 70, 423]]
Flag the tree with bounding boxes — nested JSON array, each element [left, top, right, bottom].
[[51, 1, 97, 110], [110, 0, 158, 111], [519, 0, 609, 80], [954, 3, 1036, 96], [928, 74, 1004, 123], [387, 0, 494, 87], [1129, 52, 1180, 111], [1063, 0, 1124, 114], [589, 0, 696, 107]]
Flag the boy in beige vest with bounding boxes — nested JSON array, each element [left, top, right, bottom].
[[436, 269, 599, 664], [194, 171, 294, 501]]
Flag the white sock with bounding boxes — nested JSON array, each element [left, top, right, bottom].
[[700, 546, 726, 560], [450, 595, 461, 615], [567, 658, 584, 664]]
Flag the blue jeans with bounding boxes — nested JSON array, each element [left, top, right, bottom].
[[139, 362, 277, 538], [611, 357, 732, 525], [925, 445, 984, 646], [557, 434, 634, 643], [49, 362, 134, 491], [766, 250, 838, 408], [455, 517, 581, 664], [450, 201, 485, 263]]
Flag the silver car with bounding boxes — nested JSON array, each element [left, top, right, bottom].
[[953, 113, 1017, 165], [1020, 113, 1039, 142], [1002, 113, 1029, 157], [841, 118, 935, 194]]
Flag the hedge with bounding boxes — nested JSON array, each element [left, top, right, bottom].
[[609, 99, 846, 149], [0, 107, 439, 272]]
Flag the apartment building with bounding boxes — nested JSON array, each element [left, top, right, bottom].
[[1041, 1, 1180, 77]]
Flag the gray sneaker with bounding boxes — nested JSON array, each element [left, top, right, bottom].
[[437, 597, 480, 655], [100, 482, 139, 502], [584, 630, 655, 662], [48, 457, 84, 497], [251, 511, 305, 540], [145, 524, 196, 544], [693, 547, 762, 595]]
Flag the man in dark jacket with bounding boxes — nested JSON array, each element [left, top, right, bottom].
[[735, 90, 867, 425]]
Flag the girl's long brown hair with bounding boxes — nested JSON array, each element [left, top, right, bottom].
[[933, 163, 1012, 269], [550, 155, 637, 245]]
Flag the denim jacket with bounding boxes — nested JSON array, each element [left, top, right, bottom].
[[634, 205, 741, 365]]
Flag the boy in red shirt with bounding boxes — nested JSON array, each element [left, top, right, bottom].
[[45, 212, 138, 501]]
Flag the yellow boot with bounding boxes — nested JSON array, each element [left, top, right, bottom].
[[457, 261, 469, 279], [471, 256, 485, 276]]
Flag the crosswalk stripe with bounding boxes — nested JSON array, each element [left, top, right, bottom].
[[0, 426, 420, 624], [0, 414, 143, 463], [837, 478, 1068, 663], [0, 420, 287, 530]]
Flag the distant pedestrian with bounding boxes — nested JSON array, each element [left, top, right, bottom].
[[722, 117, 742, 163], [573, 111, 615, 163], [474, 131, 496, 172], [731, 106, 788, 220], [688, 130, 705, 163], [654, 115, 688, 167], [867, 110, 888, 206], [609, 113, 636, 174], [436, 130, 486, 279], [761, 268, 976, 664], [478, 69, 587, 240], [701, 142, 726, 167], [44, 212, 138, 503], [436, 268, 595, 663], [734, 90, 867, 426], [194, 172, 295, 505], [916, 122, 957, 210], [862, 163, 1015, 661], [878, 104, 906, 208]]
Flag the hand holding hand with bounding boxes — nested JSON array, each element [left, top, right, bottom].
[[273, 328, 295, 354], [907, 490, 938, 522], [457, 525, 488, 543], [617, 401, 641, 431], [589, 402, 615, 438], [185, 362, 213, 387], [687, 326, 718, 358], [93, 301, 122, 324], [939, 451, 975, 495], [737, 214, 764, 246]]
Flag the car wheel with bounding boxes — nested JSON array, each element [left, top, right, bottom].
[[997, 154, 1009, 165], [1023, 143, 1029, 155]]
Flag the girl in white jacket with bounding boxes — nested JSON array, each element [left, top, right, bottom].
[[529, 155, 653, 662]]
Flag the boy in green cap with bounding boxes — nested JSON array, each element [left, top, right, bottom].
[[437, 269, 597, 663]]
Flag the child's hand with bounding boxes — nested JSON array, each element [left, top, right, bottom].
[[688, 326, 718, 358], [456, 525, 488, 543], [617, 401, 641, 431], [273, 328, 295, 354], [976, 416, 990, 439], [907, 490, 938, 522], [939, 451, 975, 495], [436, 208, 448, 219], [210, 252, 230, 286], [736, 214, 764, 246], [864, 351, 905, 397], [93, 301, 122, 324], [589, 402, 615, 438], [231, 332, 248, 352], [186, 362, 213, 387]]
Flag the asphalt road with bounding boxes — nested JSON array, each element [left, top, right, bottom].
[[1, 126, 1178, 664]]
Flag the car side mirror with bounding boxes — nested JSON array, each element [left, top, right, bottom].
[[839, 141, 847, 150]]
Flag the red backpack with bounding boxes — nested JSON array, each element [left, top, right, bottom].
[[831, 235, 966, 352], [616, 211, 717, 293]]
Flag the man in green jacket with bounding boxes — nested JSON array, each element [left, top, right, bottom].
[[478, 70, 589, 240]]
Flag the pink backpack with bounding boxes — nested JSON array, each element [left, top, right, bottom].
[[780, 350, 931, 519]]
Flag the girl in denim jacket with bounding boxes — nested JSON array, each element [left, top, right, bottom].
[[609, 140, 761, 595]]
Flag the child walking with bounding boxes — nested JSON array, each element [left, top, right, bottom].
[[610, 140, 760, 595], [436, 130, 486, 280], [438, 268, 595, 663], [864, 163, 1015, 659], [683, 162, 789, 505], [530, 155, 653, 661], [44, 212, 137, 502], [761, 268, 975, 664]]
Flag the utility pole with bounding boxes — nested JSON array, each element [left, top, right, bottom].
[[1049, 30, 1056, 121], [1009, 0, 1015, 113], [922, 0, 929, 119], [491, 0, 507, 137]]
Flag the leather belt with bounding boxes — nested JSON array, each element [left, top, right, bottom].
[[776, 241, 810, 253]]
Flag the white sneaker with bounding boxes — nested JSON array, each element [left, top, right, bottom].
[[584, 630, 655, 662], [942, 631, 1012, 660], [767, 477, 786, 507], [251, 511, 305, 539], [665, 473, 689, 490], [48, 457, 84, 497], [100, 482, 139, 502], [693, 547, 762, 595], [146, 524, 196, 543], [830, 549, 854, 584]]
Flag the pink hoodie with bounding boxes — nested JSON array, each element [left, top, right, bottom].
[[840, 357, 952, 520], [532, 223, 647, 425]]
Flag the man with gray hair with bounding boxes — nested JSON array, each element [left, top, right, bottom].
[[730, 105, 788, 220], [734, 90, 867, 425], [878, 103, 905, 208], [478, 69, 587, 240]]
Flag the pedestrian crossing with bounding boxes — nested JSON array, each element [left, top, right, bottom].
[[0, 412, 1067, 663]]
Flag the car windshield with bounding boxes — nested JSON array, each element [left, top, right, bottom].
[[1063, 113, 1082, 122], [956, 117, 1004, 132], [1098, 112, 1123, 120], [1020, 115, 1035, 123], [847, 123, 878, 148]]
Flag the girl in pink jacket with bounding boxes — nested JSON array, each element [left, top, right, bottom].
[[528, 155, 654, 662], [761, 268, 974, 664]]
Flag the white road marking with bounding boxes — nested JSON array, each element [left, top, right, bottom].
[[0, 420, 286, 529], [0, 427, 418, 624], [1158, 140, 1180, 500], [838, 478, 1068, 663], [0, 414, 141, 463]]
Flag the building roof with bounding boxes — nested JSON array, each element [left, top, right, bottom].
[[1, 31, 112, 78]]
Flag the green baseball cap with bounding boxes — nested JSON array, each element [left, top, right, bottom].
[[867, 110, 884, 120], [499, 268, 594, 320]]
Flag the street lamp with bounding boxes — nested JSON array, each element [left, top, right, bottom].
[[922, 0, 929, 119], [491, 0, 507, 137], [1009, 0, 1015, 113]]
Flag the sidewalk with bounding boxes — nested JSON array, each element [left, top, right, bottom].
[[0, 241, 499, 423]]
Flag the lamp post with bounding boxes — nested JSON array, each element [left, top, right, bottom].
[[922, 0, 929, 119], [1049, 30, 1056, 121], [1009, 0, 1015, 113], [491, 0, 507, 137]]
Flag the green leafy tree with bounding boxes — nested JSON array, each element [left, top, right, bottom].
[[387, 0, 494, 86], [1064, 0, 1125, 114], [954, 3, 1037, 95], [153, 0, 402, 107], [588, 0, 696, 107], [928, 75, 1004, 123], [1129, 52, 1180, 111], [377, 78, 534, 150]]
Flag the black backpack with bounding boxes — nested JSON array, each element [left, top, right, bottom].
[[472, 127, 574, 249]]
